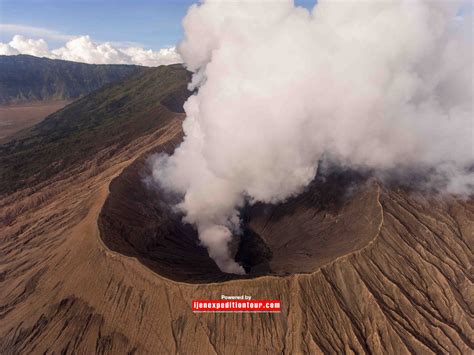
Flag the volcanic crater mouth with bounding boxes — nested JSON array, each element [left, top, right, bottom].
[[98, 152, 382, 283]]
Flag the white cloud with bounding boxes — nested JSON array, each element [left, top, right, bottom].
[[122, 46, 183, 67], [4, 35, 50, 57], [51, 36, 131, 64], [0, 43, 19, 55], [0, 34, 182, 67]]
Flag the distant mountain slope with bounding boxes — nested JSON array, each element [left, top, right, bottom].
[[0, 55, 145, 104], [0, 63, 191, 195]]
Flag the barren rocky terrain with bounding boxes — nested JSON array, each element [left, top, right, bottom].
[[0, 65, 472, 354]]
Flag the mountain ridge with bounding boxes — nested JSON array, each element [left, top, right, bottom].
[[0, 54, 145, 105]]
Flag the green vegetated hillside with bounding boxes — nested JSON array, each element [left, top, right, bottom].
[[0, 64, 191, 195], [0, 55, 145, 104]]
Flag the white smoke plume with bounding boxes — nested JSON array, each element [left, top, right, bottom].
[[152, 0, 473, 274]]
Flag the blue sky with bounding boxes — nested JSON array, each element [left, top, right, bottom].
[[0, 0, 318, 50]]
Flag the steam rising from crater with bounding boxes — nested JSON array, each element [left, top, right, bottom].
[[152, 0, 473, 274]]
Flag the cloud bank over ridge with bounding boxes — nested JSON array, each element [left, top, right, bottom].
[[0, 34, 181, 66]]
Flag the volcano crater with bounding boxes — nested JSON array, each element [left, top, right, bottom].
[[98, 153, 382, 283]]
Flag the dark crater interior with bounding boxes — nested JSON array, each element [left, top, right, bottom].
[[99, 151, 383, 283]]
